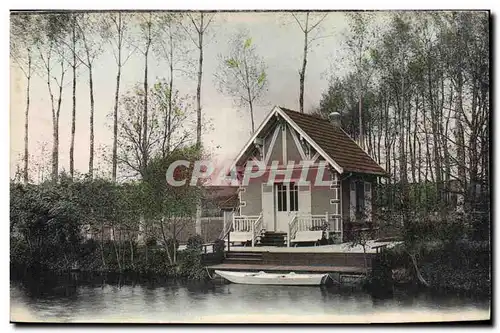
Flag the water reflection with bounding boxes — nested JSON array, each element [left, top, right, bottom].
[[10, 272, 490, 323]]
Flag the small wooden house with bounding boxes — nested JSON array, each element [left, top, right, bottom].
[[224, 106, 387, 246]]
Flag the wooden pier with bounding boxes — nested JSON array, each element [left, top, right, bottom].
[[206, 247, 376, 278]]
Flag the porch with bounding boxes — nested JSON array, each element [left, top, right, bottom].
[[220, 212, 343, 247]]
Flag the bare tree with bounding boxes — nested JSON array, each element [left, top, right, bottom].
[[72, 13, 104, 178], [344, 12, 376, 149], [214, 30, 268, 134], [181, 12, 215, 236], [10, 13, 36, 183], [291, 11, 328, 113], [102, 12, 136, 181], [35, 13, 69, 181], [182, 12, 215, 149], [155, 12, 189, 157]]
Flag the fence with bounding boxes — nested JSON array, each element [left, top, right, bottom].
[[81, 215, 225, 244]]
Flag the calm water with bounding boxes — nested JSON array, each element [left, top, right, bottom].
[[10, 273, 490, 323]]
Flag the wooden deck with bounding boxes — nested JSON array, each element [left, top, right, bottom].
[[226, 241, 401, 254], [206, 263, 368, 274]]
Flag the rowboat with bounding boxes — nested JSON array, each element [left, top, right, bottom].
[[214, 270, 329, 286]]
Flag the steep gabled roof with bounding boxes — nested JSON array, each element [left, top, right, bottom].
[[279, 107, 387, 176], [230, 106, 387, 177]]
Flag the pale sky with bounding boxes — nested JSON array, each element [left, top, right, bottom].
[[10, 11, 355, 180]]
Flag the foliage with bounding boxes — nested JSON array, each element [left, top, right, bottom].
[[186, 234, 204, 251], [117, 80, 195, 178], [178, 235, 207, 280], [10, 172, 209, 280], [318, 12, 489, 225], [383, 240, 490, 295], [10, 179, 83, 270], [214, 29, 268, 133]]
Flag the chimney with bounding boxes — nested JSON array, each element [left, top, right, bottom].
[[328, 111, 341, 128]]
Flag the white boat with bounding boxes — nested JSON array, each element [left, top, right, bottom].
[[214, 270, 329, 286]]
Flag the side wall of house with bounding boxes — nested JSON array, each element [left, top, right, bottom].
[[240, 180, 262, 216], [342, 175, 379, 242], [311, 166, 336, 216], [342, 178, 351, 222]]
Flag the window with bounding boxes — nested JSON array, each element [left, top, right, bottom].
[[275, 183, 299, 212], [356, 181, 365, 214], [290, 182, 298, 211], [276, 184, 287, 212]]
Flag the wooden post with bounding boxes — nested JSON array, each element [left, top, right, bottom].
[[251, 220, 255, 247], [287, 224, 290, 247]]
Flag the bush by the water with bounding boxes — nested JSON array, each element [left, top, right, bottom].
[[384, 240, 490, 296], [10, 177, 210, 280]]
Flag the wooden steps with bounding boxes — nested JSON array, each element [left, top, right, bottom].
[[224, 251, 263, 265], [258, 231, 287, 247]]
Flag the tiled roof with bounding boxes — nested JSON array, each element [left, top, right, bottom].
[[280, 107, 387, 176], [204, 186, 239, 210]]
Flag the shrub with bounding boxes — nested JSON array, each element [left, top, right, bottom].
[[186, 234, 204, 252], [145, 237, 158, 247]]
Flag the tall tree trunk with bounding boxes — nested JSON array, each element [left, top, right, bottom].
[[165, 29, 174, 157], [358, 89, 363, 148], [298, 13, 309, 114], [194, 14, 205, 236], [88, 64, 95, 178], [23, 53, 31, 184], [50, 60, 65, 182], [112, 65, 121, 181], [112, 15, 123, 182], [52, 107, 59, 181], [141, 37, 150, 170], [70, 18, 77, 179], [243, 48, 255, 133], [195, 13, 204, 148], [428, 62, 441, 207]]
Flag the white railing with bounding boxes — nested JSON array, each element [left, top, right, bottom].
[[251, 212, 264, 247], [295, 214, 327, 231], [233, 214, 262, 232], [288, 212, 342, 246]]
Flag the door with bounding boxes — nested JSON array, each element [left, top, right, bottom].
[[274, 183, 299, 232], [262, 183, 275, 231]]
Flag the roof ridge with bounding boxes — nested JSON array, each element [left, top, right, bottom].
[[278, 106, 329, 122]]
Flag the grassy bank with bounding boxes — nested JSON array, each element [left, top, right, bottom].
[[11, 236, 225, 280]]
